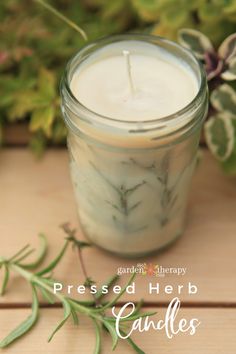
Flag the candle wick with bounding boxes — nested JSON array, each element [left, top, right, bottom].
[[123, 50, 135, 95]]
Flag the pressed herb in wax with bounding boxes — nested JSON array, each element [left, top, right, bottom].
[[63, 35, 207, 256]]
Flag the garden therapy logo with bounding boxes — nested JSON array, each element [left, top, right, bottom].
[[117, 263, 187, 277]]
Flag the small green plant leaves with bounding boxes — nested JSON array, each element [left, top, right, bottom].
[[9, 244, 31, 262], [40, 286, 55, 304], [95, 274, 119, 301], [48, 300, 71, 342], [38, 68, 56, 99], [205, 114, 235, 161], [19, 234, 47, 269], [218, 33, 236, 61], [67, 237, 91, 250], [221, 118, 236, 175], [98, 274, 136, 312], [211, 84, 236, 115], [0, 264, 9, 296], [0, 230, 154, 352], [162, 7, 188, 28], [29, 132, 47, 158], [221, 151, 236, 175], [29, 105, 55, 138], [14, 249, 35, 264], [71, 308, 79, 326], [0, 285, 39, 348], [92, 318, 101, 354], [178, 28, 214, 59], [36, 239, 69, 276], [7, 91, 40, 121], [119, 330, 145, 354], [102, 319, 118, 350], [221, 57, 236, 80], [107, 311, 157, 323]]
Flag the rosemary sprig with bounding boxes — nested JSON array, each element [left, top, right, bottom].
[[0, 226, 155, 353], [89, 161, 146, 209], [124, 155, 181, 227], [34, 0, 88, 41]]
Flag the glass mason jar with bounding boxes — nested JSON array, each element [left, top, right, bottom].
[[60, 34, 208, 257]]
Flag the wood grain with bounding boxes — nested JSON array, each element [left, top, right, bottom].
[[0, 149, 236, 304], [0, 308, 235, 354]]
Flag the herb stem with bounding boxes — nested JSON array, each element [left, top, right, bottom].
[[10, 263, 93, 316], [0, 230, 150, 353], [10, 263, 64, 303], [34, 0, 88, 41]]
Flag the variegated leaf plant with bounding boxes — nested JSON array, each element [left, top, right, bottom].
[[178, 28, 236, 175]]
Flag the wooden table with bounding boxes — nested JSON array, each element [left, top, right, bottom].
[[0, 148, 236, 353]]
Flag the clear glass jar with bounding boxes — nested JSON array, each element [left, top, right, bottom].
[[60, 34, 208, 257]]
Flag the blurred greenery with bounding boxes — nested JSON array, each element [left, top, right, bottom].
[[178, 28, 236, 175], [0, 0, 236, 158]]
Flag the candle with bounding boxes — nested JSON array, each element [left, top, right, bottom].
[[70, 44, 198, 121], [61, 35, 208, 257]]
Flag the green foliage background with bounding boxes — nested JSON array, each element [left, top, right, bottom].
[[0, 0, 236, 155]]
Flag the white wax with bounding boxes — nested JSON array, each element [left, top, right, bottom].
[[67, 40, 202, 256], [70, 41, 198, 121]]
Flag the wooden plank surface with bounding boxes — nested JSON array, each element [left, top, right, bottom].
[[0, 308, 235, 353], [0, 148, 236, 304]]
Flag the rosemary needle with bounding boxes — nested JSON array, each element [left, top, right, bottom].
[[0, 226, 153, 353]]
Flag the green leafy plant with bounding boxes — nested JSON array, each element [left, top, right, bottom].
[[178, 28, 236, 175], [0, 224, 154, 353], [0, 0, 128, 153], [131, 0, 236, 45], [0, 0, 236, 155], [84, 0, 236, 44]]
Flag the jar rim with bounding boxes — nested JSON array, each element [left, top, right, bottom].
[[61, 33, 207, 135]]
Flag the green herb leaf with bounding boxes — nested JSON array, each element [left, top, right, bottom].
[[0, 230, 154, 352], [36, 240, 69, 276], [98, 274, 136, 311], [9, 244, 31, 262], [0, 264, 9, 296], [40, 286, 55, 304], [92, 318, 101, 354], [34, 0, 88, 41], [14, 249, 36, 264], [95, 274, 119, 300], [102, 319, 118, 350], [48, 299, 71, 342], [20, 234, 47, 269], [105, 310, 157, 323], [120, 329, 146, 354], [0, 285, 39, 348], [71, 308, 79, 326]]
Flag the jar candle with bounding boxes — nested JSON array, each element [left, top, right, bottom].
[[61, 34, 208, 257]]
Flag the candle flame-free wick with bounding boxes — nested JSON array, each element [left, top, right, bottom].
[[123, 50, 135, 95]]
